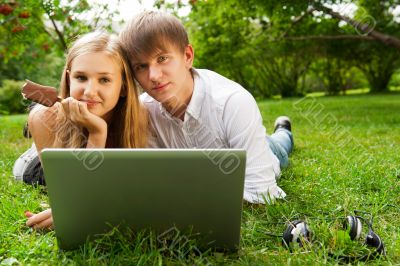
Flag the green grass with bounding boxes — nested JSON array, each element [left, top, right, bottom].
[[1, 94, 399, 265]]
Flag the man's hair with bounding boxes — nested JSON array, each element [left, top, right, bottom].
[[119, 11, 189, 60]]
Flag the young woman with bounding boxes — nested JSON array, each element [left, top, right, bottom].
[[20, 31, 148, 229]]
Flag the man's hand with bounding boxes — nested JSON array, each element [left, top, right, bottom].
[[25, 209, 53, 230]]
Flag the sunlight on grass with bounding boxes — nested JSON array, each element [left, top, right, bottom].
[[1, 95, 399, 265]]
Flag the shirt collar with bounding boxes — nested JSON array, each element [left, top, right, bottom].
[[158, 68, 205, 121], [185, 68, 205, 121]]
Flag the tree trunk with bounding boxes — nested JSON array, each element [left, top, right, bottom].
[[364, 71, 392, 93], [359, 60, 394, 93]]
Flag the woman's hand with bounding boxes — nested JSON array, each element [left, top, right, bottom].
[[61, 97, 107, 135], [61, 97, 108, 147], [25, 209, 53, 230]]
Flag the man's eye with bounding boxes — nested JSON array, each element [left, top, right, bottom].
[[158, 56, 168, 63], [99, 77, 110, 84], [134, 64, 146, 72]]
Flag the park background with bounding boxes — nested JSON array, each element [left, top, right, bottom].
[[1, 0, 399, 265]]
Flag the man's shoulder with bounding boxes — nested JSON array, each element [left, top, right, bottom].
[[197, 69, 242, 89], [196, 69, 251, 101]]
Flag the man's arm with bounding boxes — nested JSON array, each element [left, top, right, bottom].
[[222, 90, 286, 204]]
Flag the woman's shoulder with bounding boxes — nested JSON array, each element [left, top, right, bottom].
[[28, 103, 62, 134]]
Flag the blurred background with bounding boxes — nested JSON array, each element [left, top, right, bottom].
[[1, 0, 399, 115]]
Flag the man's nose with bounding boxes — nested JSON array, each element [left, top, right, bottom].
[[148, 65, 162, 82]]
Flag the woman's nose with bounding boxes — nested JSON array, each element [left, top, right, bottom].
[[83, 80, 97, 97]]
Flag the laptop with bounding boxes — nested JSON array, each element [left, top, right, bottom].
[[41, 148, 246, 251]]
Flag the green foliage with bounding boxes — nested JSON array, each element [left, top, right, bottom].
[[0, 51, 64, 115], [0, 0, 120, 60], [165, 0, 400, 97], [0, 0, 121, 93], [184, 1, 310, 97], [1, 94, 400, 264], [306, 64, 368, 94], [0, 80, 28, 115], [354, 42, 400, 93], [186, 0, 259, 94], [389, 70, 400, 89]]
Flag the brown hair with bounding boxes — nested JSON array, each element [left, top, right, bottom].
[[119, 11, 189, 60], [55, 31, 148, 148]]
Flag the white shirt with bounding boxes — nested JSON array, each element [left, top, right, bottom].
[[140, 69, 286, 203]]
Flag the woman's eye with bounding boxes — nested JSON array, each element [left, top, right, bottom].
[[75, 75, 87, 81], [99, 77, 110, 84]]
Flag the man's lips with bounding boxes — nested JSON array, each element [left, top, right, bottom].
[[153, 82, 170, 91]]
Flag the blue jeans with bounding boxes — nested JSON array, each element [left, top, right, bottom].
[[266, 128, 293, 169]]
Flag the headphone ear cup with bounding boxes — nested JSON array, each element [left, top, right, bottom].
[[282, 221, 296, 248], [282, 220, 310, 250], [345, 216, 362, 240], [365, 230, 385, 255]]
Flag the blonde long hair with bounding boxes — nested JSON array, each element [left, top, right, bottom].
[[54, 32, 148, 148]]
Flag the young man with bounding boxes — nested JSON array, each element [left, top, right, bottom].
[[119, 11, 294, 204]]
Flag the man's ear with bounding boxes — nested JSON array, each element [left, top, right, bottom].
[[184, 44, 194, 69]]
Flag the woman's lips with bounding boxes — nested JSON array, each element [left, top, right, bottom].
[[80, 100, 100, 107]]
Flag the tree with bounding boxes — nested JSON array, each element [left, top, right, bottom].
[[0, 0, 121, 86], [258, 0, 400, 92], [186, 0, 265, 96]]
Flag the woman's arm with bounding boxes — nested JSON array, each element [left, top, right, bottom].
[[26, 106, 58, 229], [27, 99, 108, 230], [30, 97, 109, 152], [28, 104, 59, 157]]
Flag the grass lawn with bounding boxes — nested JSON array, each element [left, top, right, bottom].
[[0, 94, 399, 265]]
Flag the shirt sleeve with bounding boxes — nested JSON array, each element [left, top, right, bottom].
[[222, 90, 286, 204]]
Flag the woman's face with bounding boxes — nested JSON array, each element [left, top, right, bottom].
[[68, 51, 124, 120]]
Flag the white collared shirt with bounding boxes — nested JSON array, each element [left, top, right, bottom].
[[140, 69, 286, 203]]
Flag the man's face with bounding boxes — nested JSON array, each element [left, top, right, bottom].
[[131, 44, 194, 106]]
